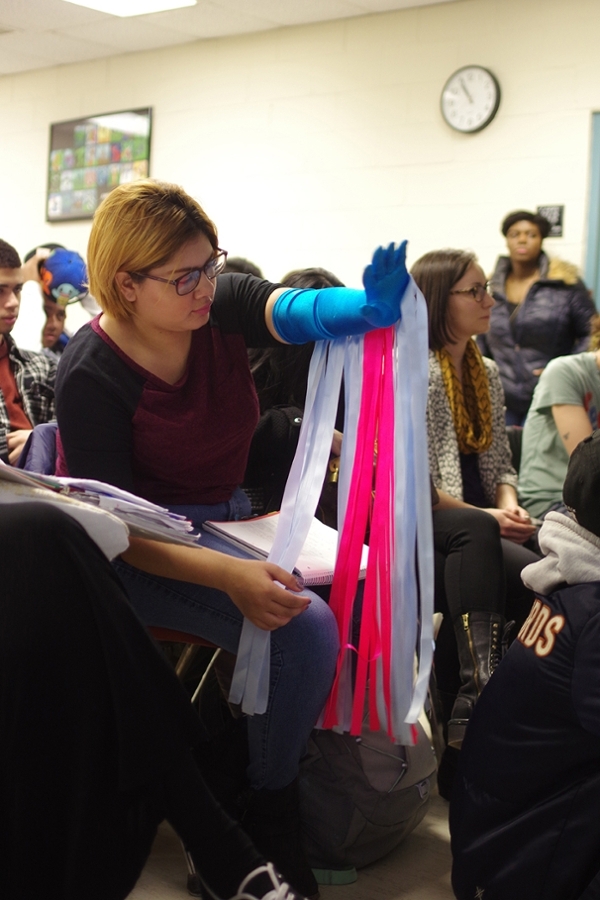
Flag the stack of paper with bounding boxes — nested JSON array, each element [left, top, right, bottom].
[[0, 462, 201, 555]]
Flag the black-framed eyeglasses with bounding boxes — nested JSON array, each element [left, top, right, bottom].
[[449, 282, 492, 303], [131, 249, 228, 296]]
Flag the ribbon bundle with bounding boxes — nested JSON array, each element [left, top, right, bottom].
[[230, 279, 433, 743]]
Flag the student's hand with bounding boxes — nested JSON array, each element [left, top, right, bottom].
[[7, 429, 32, 466], [361, 241, 409, 328], [484, 507, 536, 544], [221, 557, 310, 631], [20, 249, 51, 285]]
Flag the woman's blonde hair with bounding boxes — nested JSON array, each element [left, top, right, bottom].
[[87, 180, 219, 319]]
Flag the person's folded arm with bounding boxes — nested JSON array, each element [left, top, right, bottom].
[[433, 486, 535, 544]]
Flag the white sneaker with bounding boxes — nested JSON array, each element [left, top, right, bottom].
[[201, 862, 307, 900]]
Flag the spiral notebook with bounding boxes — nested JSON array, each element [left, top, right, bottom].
[[203, 512, 369, 586]]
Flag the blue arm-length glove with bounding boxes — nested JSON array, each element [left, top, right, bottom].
[[271, 242, 409, 344]]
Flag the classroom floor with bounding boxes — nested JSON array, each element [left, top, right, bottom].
[[127, 789, 453, 900]]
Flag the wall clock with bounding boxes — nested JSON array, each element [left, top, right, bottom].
[[440, 66, 501, 133]]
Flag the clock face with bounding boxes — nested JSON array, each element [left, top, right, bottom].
[[441, 66, 501, 133]]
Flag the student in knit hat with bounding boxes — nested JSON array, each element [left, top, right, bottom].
[[16, 245, 99, 358], [451, 429, 600, 900]]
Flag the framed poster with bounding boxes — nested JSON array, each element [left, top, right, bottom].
[[537, 205, 564, 238], [46, 107, 152, 222]]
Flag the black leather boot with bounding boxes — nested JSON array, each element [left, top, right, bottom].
[[447, 611, 504, 749], [242, 779, 319, 900]]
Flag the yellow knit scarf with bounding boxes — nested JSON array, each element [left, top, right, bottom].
[[436, 340, 493, 454]]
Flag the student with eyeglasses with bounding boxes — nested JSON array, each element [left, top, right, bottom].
[[54, 179, 410, 900], [409, 249, 540, 784]]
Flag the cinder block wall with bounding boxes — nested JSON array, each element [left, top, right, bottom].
[[3, 0, 599, 346]]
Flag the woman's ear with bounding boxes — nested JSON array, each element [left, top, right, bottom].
[[115, 271, 139, 304]]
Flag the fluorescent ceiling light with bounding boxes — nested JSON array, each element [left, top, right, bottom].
[[63, 0, 196, 16]]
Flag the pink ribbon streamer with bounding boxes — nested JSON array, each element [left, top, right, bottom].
[[232, 278, 433, 737], [322, 327, 398, 736]]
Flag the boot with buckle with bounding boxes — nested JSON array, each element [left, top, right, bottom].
[[447, 611, 504, 749]]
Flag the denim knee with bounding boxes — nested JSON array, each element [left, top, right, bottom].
[[247, 593, 340, 790]]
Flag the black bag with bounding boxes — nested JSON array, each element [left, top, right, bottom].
[[298, 719, 436, 870], [243, 405, 304, 515], [243, 405, 339, 526]]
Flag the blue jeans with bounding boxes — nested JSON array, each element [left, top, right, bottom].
[[113, 489, 340, 790]]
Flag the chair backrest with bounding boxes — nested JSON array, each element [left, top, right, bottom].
[[16, 421, 58, 474], [505, 425, 523, 473]]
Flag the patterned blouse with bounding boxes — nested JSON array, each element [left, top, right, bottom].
[[426, 350, 517, 506]]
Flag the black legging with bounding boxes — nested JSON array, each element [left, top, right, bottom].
[[0, 503, 263, 900], [432, 507, 540, 713]]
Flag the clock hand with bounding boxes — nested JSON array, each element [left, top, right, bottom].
[[460, 77, 474, 103]]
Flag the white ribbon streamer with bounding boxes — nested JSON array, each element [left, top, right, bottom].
[[230, 278, 433, 732], [229, 340, 346, 714]]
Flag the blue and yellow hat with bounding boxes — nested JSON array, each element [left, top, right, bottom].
[[40, 249, 88, 307]]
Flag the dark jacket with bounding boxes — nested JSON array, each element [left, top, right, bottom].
[[477, 252, 595, 416], [451, 579, 600, 900]]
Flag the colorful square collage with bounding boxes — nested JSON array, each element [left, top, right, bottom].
[[47, 110, 151, 221]]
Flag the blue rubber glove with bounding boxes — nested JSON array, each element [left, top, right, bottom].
[[361, 241, 409, 328], [271, 241, 409, 344]]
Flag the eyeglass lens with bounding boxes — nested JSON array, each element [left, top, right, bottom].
[[463, 283, 490, 301], [175, 252, 227, 295]]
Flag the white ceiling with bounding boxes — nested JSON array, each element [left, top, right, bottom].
[[0, 0, 460, 76]]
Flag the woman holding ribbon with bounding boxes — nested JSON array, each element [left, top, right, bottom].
[[411, 249, 539, 751], [54, 179, 409, 898]]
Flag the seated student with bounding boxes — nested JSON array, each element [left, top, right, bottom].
[[40, 295, 68, 357], [38, 248, 89, 358], [224, 256, 264, 278], [0, 239, 56, 465], [518, 318, 600, 521], [451, 430, 600, 900], [0, 502, 308, 900], [54, 179, 410, 898], [410, 249, 539, 751], [14, 244, 100, 356], [244, 267, 345, 518]]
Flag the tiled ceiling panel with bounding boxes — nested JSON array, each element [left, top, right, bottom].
[[0, 0, 460, 74]]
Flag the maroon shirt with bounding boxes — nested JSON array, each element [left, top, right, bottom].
[[55, 274, 281, 506]]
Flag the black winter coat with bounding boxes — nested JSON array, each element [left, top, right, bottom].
[[477, 252, 595, 416], [451, 580, 600, 900]]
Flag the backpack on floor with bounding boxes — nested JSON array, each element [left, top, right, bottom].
[[298, 718, 437, 870]]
